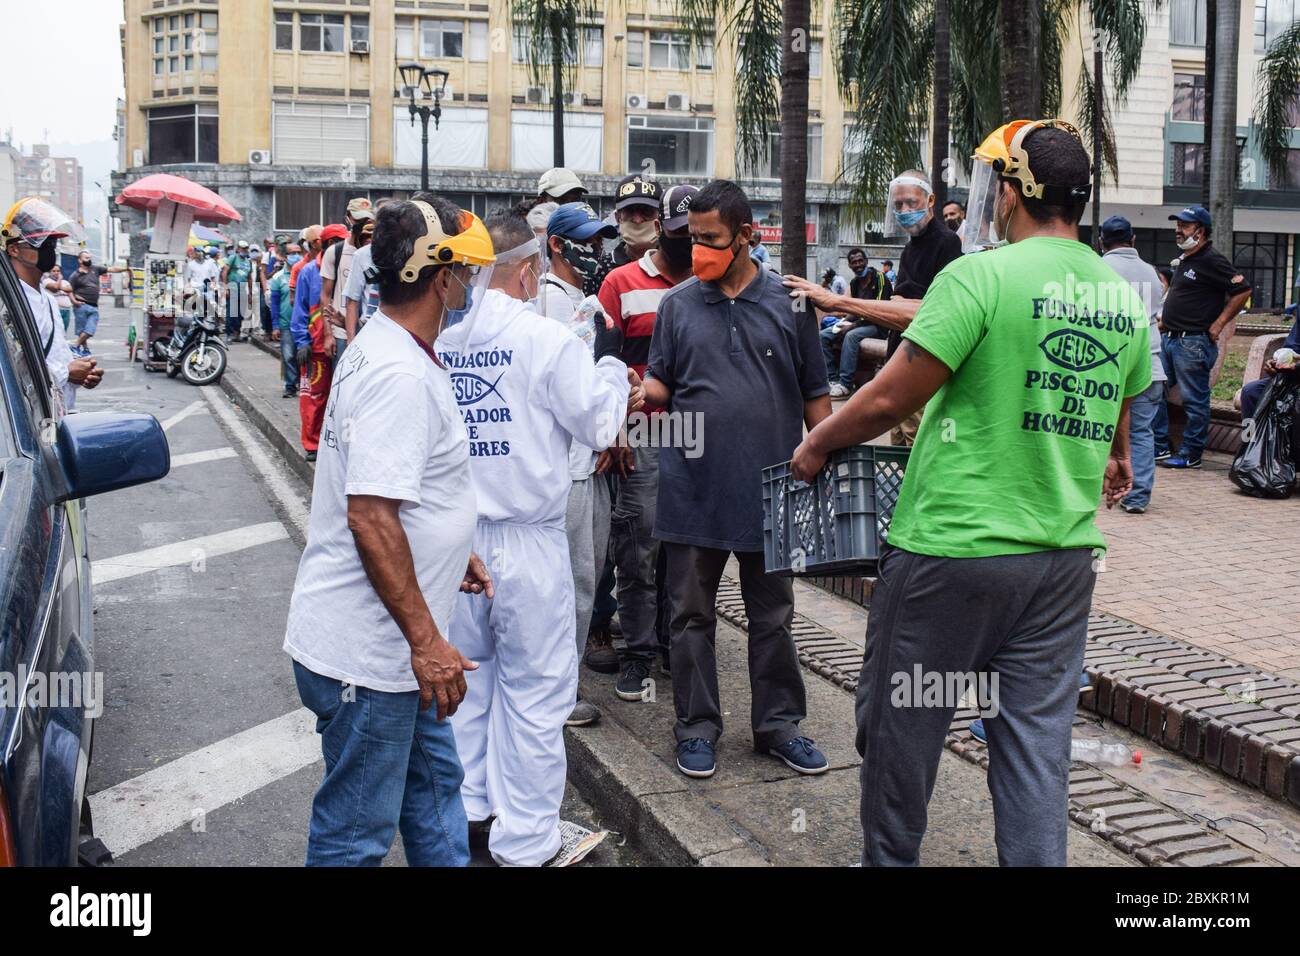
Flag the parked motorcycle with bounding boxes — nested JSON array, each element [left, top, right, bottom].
[[150, 309, 227, 386]]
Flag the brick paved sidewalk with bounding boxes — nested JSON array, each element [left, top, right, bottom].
[[1093, 454, 1300, 683]]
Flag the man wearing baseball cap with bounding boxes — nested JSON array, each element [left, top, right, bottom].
[[1155, 205, 1252, 469], [537, 167, 587, 205], [221, 239, 255, 343], [1100, 215, 1166, 513], [611, 174, 662, 266], [322, 201, 373, 359], [594, 182, 695, 694]]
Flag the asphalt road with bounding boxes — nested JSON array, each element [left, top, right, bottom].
[[79, 304, 637, 867]]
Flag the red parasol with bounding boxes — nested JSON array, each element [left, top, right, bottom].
[[115, 173, 242, 224]]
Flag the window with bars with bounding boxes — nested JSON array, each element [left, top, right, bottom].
[[152, 12, 215, 76], [1170, 142, 1204, 186]]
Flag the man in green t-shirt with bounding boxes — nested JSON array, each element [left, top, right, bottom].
[[792, 120, 1151, 866]]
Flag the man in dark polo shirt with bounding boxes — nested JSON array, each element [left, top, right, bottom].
[[642, 180, 832, 779], [784, 169, 961, 442], [1155, 205, 1252, 469]]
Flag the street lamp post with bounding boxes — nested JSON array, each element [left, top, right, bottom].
[[397, 63, 450, 192]]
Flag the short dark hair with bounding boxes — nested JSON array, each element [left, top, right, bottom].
[[882, 259, 893, 268], [690, 180, 752, 235], [484, 210, 534, 258], [943, 200, 965, 213], [1013, 126, 1091, 226], [372, 194, 464, 306], [1100, 233, 1132, 252], [847, 247, 866, 260]]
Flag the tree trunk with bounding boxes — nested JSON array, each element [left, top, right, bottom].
[[1201, 0, 1215, 207], [999, 0, 1042, 120], [931, 0, 951, 210], [1209, 0, 1238, 253], [780, 0, 811, 276], [551, 10, 565, 167]]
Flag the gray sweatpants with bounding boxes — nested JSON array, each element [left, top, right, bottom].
[[565, 473, 612, 665], [856, 545, 1095, 867]]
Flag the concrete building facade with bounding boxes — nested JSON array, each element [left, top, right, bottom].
[[112, 0, 864, 276]]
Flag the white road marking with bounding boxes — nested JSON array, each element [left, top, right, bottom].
[[89, 708, 321, 857], [200, 386, 311, 537], [92, 521, 288, 585], [169, 446, 237, 468], [161, 400, 207, 431]]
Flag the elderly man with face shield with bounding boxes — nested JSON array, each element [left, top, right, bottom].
[[790, 120, 1152, 866], [284, 194, 496, 867], [3, 198, 103, 413], [784, 171, 961, 444], [440, 209, 631, 867]]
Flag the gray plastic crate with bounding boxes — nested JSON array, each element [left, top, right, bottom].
[[762, 444, 909, 577]]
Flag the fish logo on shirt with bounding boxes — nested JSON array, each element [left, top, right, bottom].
[[451, 370, 507, 406], [1038, 329, 1128, 372]]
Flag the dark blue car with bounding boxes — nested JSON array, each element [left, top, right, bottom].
[[0, 255, 169, 865]]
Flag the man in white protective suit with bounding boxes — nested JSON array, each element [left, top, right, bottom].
[[439, 209, 633, 867]]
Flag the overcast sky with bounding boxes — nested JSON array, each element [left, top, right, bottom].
[[2, 0, 125, 148]]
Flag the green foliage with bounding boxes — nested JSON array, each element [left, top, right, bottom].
[[1254, 19, 1300, 184]]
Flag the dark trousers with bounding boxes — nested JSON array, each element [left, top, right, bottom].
[[856, 545, 1095, 867], [663, 543, 806, 750]]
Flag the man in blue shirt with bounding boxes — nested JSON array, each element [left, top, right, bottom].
[[641, 180, 832, 780]]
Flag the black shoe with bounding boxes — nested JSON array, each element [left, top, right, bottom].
[[282, 390, 297, 398], [1154, 449, 1172, 462], [304, 450, 317, 462], [615, 661, 652, 701]]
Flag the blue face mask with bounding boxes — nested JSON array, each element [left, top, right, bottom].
[[287, 253, 302, 266], [895, 209, 927, 230]]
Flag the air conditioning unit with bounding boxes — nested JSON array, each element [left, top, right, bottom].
[[563, 91, 585, 107], [666, 92, 690, 111], [351, 39, 370, 55], [526, 85, 548, 105], [248, 149, 272, 166], [626, 93, 647, 110]]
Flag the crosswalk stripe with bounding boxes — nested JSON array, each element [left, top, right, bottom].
[[88, 708, 321, 857], [161, 400, 207, 431], [92, 521, 288, 585], [169, 446, 237, 468]]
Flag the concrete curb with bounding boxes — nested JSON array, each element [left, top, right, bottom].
[[217, 359, 317, 489], [564, 712, 769, 867]]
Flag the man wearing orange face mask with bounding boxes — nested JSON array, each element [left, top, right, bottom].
[[640, 180, 833, 780]]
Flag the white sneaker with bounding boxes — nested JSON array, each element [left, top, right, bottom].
[[828, 383, 851, 398], [546, 820, 609, 866]]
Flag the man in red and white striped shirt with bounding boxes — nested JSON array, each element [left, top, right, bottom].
[[595, 184, 696, 699]]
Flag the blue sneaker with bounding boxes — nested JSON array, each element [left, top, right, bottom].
[[969, 718, 987, 743], [769, 736, 829, 775], [676, 738, 716, 778], [1158, 455, 1201, 469]]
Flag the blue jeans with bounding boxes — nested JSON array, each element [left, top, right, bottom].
[[1124, 380, 1164, 509], [74, 303, 100, 337], [280, 327, 300, 393], [1240, 377, 1270, 421], [820, 322, 886, 388], [1152, 333, 1217, 461], [293, 661, 470, 867]]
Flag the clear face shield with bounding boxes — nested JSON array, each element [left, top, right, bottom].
[[962, 160, 1005, 254], [434, 262, 497, 352], [491, 235, 545, 312], [882, 176, 933, 238]]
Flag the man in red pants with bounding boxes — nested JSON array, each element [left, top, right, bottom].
[[291, 223, 347, 461]]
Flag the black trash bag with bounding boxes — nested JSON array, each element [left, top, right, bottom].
[[1230, 371, 1300, 498]]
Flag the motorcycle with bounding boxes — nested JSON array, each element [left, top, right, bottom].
[[150, 300, 227, 386]]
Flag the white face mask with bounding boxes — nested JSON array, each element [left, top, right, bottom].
[[1176, 232, 1201, 251]]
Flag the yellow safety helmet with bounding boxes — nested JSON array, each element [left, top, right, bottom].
[[2, 196, 84, 247], [399, 202, 495, 282], [975, 119, 1090, 203]]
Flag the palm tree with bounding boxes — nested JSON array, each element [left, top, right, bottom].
[[1206, 0, 1239, 253], [833, 0, 1156, 226], [1254, 20, 1300, 200], [510, 0, 597, 167], [932, 0, 951, 209]]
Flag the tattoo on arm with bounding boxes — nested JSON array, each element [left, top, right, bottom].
[[902, 341, 920, 363]]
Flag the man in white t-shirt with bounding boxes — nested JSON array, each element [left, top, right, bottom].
[[321, 201, 373, 359], [284, 195, 496, 867], [440, 210, 631, 867]]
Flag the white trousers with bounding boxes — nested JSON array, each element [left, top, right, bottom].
[[449, 519, 576, 867]]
